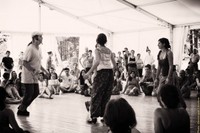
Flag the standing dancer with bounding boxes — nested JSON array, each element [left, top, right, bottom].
[[17, 32, 49, 116], [84, 33, 117, 124], [154, 38, 186, 108]]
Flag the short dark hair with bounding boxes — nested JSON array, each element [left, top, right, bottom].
[[158, 38, 171, 49], [63, 67, 69, 71], [160, 85, 180, 109], [39, 72, 45, 77], [6, 51, 10, 54], [96, 33, 107, 46], [145, 64, 151, 70], [104, 98, 137, 133], [88, 50, 92, 53]]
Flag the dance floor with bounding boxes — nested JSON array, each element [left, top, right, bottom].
[[8, 92, 198, 133]]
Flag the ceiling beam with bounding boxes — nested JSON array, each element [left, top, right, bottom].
[[116, 0, 174, 28], [139, 0, 176, 7], [80, 8, 128, 18], [32, 0, 113, 34], [115, 27, 167, 34], [175, 22, 200, 28]]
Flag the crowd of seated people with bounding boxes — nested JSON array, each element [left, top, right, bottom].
[[0, 45, 195, 133], [1, 46, 200, 103]]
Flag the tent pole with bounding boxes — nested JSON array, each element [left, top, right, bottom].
[[38, 2, 41, 32], [169, 25, 174, 51]]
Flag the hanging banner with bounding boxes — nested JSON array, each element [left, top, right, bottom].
[[0, 32, 9, 61], [56, 36, 79, 69]]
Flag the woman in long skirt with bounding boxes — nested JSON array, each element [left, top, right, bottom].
[[84, 33, 117, 124]]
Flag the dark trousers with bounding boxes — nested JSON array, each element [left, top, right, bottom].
[[18, 84, 39, 111], [90, 69, 114, 118]]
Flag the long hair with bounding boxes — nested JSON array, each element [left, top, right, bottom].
[[158, 38, 171, 49]]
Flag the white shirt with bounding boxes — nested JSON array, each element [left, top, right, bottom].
[[22, 44, 42, 84]]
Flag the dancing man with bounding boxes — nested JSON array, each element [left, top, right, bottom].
[[17, 32, 49, 116]]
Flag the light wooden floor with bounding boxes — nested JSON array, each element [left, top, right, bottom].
[[8, 92, 198, 133]]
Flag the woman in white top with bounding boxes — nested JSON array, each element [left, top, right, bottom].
[[84, 33, 117, 124]]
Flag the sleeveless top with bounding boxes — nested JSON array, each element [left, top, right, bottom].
[[97, 47, 112, 71], [128, 57, 137, 67], [158, 50, 169, 77]]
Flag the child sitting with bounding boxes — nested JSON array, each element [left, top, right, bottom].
[[48, 72, 60, 95], [38, 72, 53, 99], [112, 70, 122, 95], [124, 71, 140, 96]]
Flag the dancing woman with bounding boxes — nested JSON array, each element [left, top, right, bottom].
[[84, 33, 117, 123], [154, 38, 186, 108]]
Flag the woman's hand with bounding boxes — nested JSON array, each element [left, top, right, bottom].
[[165, 78, 170, 84], [154, 79, 159, 88], [83, 73, 89, 79]]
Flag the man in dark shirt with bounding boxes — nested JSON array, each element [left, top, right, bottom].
[[1, 51, 14, 77]]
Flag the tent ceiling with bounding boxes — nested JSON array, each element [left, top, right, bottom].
[[1, 0, 200, 34]]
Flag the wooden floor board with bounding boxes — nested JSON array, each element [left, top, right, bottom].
[[8, 92, 197, 133]]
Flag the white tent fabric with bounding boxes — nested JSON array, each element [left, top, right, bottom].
[[0, 0, 200, 69], [1, 0, 200, 33]]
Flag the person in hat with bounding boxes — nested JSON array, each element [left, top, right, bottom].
[[17, 32, 49, 116]]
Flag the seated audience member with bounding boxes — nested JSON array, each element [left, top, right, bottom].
[[1, 73, 10, 88], [48, 67, 56, 79], [76, 69, 91, 96], [154, 85, 190, 133], [38, 72, 53, 99], [72, 63, 80, 78], [178, 70, 190, 98], [67, 70, 78, 93], [15, 72, 25, 97], [58, 67, 73, 93], [112, 70, 123, 95], [172, 65, 179, 88], [48, 72, 60, 95], [124, 71, 140, 96], [5, 71, 21, 100], [139, 64, 154, 96], [151, 64, 157, 80], [104, 98, 140, 133], [195, 70, 200, 97], [75, 69, 85, 94], [0, 87, 30, 133]]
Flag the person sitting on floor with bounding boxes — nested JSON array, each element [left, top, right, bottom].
[[112, 70, 122, 95], [5, 71, 22, 101], [154, 84, 190, 133], [48, 72, 60, 95], [38, 72, 53, 99], [58, 67, 73, 93], [124, 71, 140, 96], [139, 64, 154, 96], [0, 87, 30, 133], [178, 70, 190, 98], [67, 70, 78, 93], [104, 98, 140, 133]]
